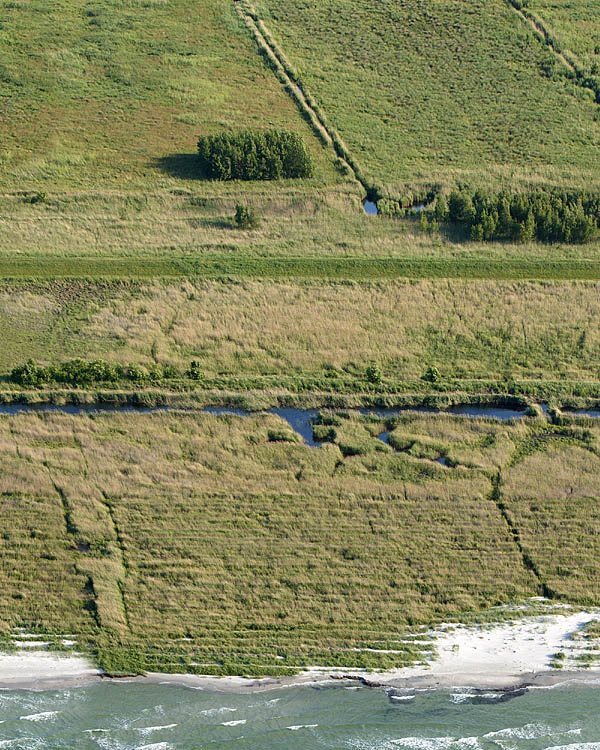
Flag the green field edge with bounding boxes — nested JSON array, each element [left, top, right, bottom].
[[3, 255, 600, 280], [3, 385, 600, 408]]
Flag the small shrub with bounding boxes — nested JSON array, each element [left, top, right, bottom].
[[365, 362, 382, 385], [124, 364, 149, 383], [11, 359, 49, 387], [422, 365, 441, 383], [24, 191, 47, 205], [234, 204, 259, 229], [186, 360, 203, 380]]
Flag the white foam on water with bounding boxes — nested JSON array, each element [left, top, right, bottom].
[[199, 706, 237, 716], [389, 695, 415, 702], [545, 745, 600, 750], [391, 738, 481, 750], [138, 744, 172, 750], [286, 724, 319, 730], [83, 729, 109, 733], [136, 724, 178, 734], [18, 710, 60, 721], [484, 724, 582, 741], [221, 719, 246, 726], [390, 738, 458, 749], [449, 693, 477, 704]]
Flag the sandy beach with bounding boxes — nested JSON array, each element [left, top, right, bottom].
[[2, 608, 599, 693]]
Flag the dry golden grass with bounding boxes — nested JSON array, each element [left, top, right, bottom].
[[0, 410, 545, 673]]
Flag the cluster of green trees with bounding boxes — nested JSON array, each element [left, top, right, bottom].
[[197, 129, 313, 181], [10, 359, 197, 387], [443, 188, 598, 243]]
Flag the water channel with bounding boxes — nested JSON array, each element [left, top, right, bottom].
[[0, 402, 562, 448]]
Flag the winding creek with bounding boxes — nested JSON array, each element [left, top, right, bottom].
[[0, 402, 562, 448]]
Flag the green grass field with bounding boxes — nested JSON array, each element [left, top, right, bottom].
[[253, 0, 600, 195], [528, 0, 600, 73], [0, 0, 339, 191]]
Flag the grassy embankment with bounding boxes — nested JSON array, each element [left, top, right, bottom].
[[4, 279, 600, 399], [4, 409, 600, 675]]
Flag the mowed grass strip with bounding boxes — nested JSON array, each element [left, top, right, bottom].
[[3, 255, 600, 281]]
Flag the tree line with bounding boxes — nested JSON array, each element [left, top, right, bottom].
[[444, 188, 598, 243], [10, 359, 199, 387], [197, 129, 313, 181]]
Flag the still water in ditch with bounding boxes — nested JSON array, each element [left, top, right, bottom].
[[0, 402, 553, 447]]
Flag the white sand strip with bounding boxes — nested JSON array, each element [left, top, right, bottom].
[[1, 610, 600, 691], [0, 651, 99, 689]]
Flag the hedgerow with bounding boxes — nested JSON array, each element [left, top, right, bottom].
[[197, 129, 313, 181], [10, 359, 181, 387]]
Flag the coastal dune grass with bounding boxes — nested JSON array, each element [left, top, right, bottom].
[[1, 410, 600, 674]]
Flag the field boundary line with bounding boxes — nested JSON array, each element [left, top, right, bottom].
[[3, 255, 600, 280], [489, 472, 553, 598], [507, 0, 600, 103], [235, 1, 374, 196]]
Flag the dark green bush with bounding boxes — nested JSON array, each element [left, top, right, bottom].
[[448, 187, 598, 244], [365, 362, 382, 385], [10, 359, 181, 387], [197, 129, 313, 181], [422, 365, 441, 383], [234, 204, 259, 229], [186, 361, 203, 380], [11, 360, 49, 387]]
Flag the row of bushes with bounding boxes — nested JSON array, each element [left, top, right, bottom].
[[197, 129, 313, 181], [10, 359, 203, 387], [445, 188, 598, 243]]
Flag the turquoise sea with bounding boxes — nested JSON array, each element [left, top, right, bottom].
[[0, 682, 599, 749]]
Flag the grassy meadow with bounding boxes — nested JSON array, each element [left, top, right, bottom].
[[0, 0, 338, 191], [1, 409, 599, 674], [253, 0, 600, 195], [5, 188, 600, 262], [528, 0, 600, 73], [4, 279, 600, 390]]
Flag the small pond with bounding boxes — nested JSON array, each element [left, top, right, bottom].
[[363, 199, 378, 215]]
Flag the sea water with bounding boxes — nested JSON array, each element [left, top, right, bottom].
[[0, 682, 599, 749]]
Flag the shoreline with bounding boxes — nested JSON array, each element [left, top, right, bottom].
[[2, 663, 600, 695], [2, 609, 600, 694]]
